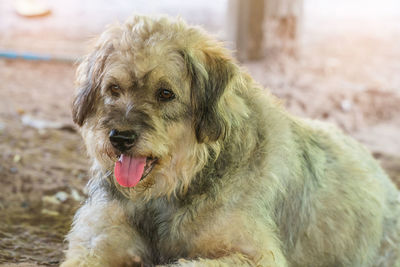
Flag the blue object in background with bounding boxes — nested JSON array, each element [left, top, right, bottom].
[[0, 51, 77, 63]]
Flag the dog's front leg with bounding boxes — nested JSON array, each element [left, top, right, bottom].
[[160, 250, 287, 267], [61, 197, 149, 267]]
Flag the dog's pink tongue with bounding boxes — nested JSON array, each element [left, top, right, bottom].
[[114, 155, 146, 187]]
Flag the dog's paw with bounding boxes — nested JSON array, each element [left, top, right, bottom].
[[60, 258, 83, 267], [60, 256, 105, 267], [61, 256, 144, 267], [156, 258, 197, 267], [61, 255, 144, 267]]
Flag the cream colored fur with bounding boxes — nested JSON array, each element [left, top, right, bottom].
[[62, 15, 400, 267]]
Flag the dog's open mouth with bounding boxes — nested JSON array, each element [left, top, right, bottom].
[[114, 155, 158, 187]]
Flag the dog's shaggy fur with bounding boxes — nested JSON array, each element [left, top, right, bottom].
[[62, 15, 400, 267]]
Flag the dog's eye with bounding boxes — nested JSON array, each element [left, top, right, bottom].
[[109, 84, 121, 97], [158, 88, 175, 101]]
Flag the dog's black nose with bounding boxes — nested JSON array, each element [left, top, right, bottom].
[[109, 129, 137, 152]]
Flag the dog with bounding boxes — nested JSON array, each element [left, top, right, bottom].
[[62, 15, 400, 267]]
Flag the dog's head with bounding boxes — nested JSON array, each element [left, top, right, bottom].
[[73, 16, 244, 198]]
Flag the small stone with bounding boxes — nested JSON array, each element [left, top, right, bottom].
[[71, 188, 83, 202], [10, 167, 18, 174], [42, 195, 61, 205], [38, 128, 47, 135], [340, 99, 352, 112], [54, 191, 69, 202], [16, 108, 25, 115], [41, 209, 59, 216], [13, 154, 21, 163], [21, 201, 29, 209]]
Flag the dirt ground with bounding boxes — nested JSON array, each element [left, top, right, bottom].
[[0, 1, 400, 266]]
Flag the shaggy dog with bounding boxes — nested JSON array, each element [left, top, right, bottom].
[[62, 15, 400, 267]]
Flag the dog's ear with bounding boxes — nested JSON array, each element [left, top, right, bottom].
[[180, 48, 236, 143], [72, 45, 112, 126]]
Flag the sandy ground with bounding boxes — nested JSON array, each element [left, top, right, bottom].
[[0, 0, 400, 265]]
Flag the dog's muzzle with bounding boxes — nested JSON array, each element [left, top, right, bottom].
[[109, 129, 137, 153]]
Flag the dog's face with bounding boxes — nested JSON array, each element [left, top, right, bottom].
[[72, 16, 239, 198]]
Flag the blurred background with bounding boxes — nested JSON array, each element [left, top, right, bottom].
[[0, 0, 399, 265]]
